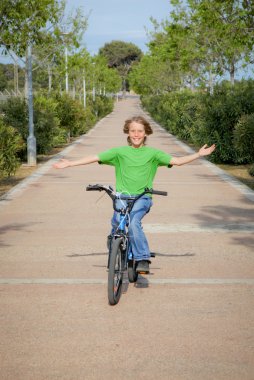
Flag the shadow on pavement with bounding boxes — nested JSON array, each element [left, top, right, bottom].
[[192, 199, 254, 249], [0, 222, 41, 247]]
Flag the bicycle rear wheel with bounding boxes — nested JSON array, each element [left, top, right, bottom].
[[108, 237, 124, 305]]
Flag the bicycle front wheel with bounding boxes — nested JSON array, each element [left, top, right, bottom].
[[108, 237, 124, 305]]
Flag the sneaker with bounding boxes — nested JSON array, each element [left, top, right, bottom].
[[136, 260, 150, 274]]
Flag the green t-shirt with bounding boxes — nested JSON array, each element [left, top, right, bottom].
[[98, 146, 172, 194]]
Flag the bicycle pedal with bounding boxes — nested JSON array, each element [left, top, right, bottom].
[[150, 252, 155, 257]]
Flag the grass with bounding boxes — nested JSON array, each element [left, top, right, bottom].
[[0, 165, 37, 198], [217, 164, 254, 191]]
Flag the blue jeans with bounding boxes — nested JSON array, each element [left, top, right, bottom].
[[110, 195, 153, 261]]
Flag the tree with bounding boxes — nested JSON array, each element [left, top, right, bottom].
[[99, 40, 143, 92], [187, 0, 254, 84], [128, 54, 179, 95], [148, 20, 205, 90], [28, 4, 89, 93], [144, 0, 254, 92], [91, 55, 121, 95], [0, 0, 62, 56], [0, 64, 9, 91]]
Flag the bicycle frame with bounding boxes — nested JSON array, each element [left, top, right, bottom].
[[113, 197, 139, 268], [86, 183, 167, 264]]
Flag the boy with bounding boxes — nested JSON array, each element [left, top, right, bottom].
[[54, 116, 215, 273]]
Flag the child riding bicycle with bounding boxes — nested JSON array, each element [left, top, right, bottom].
[[53, 115, 215, 274]]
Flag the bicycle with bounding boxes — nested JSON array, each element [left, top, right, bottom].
[[86, 184, 167, 305]]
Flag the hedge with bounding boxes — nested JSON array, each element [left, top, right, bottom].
[[0, 117, 22, 176], [0, 93, 114, 177], [141, 79, 254, 165]]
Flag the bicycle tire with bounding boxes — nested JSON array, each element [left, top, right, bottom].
[[128, 260, 138, 283], [108, 237, 124, 305]]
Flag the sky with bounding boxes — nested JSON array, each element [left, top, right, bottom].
[[65, 0, 253, 79], [0, 0, 171, 65], [0, 0, 252, 79], [65, 0, 172, 55]]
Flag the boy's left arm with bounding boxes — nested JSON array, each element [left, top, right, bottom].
[[170, 144, 216, 166]]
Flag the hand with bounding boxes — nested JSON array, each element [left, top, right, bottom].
[[198, 144, 216, 157], [53, 159, 71, 169]]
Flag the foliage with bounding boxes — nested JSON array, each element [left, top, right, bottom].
[[1, 97, 28, 146], [0, 63, 25, 92], [141, 79, 254, 165], [99, 40, 143, 68], [195, 80, 254, 163], [0, 89, 114, 160], [0, 117, 22, 176], [91, 95, 114, 118], [233, 113, 254, 163], [33, 94, 62, 154], [99, 40, 143, 91], [128, 55, 180, 95], [248, 164, 254, 177], [92, 55, 122, 94], [0, 0, 62, 56], [0, 64, 8, 91], [54, 93, 96, 138], [132, 0, 254, 94], [32, 6, 89, 92], [0, 95, 63, 155]]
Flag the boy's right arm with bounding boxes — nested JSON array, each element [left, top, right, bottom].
[[53, 155, 99, 169]]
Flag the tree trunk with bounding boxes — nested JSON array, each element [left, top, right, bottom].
[[209, 70, 214, 95], [48, 65, 52, 93], [230, 61, 235, 85], [14, 63, 19, 95]]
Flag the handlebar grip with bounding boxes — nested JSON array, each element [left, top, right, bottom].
[[152, 190, 168, 196], [86, 185, 101, 191]]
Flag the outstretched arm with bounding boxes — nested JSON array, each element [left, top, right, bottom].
[[170, 144, 216, 166], [53, 155, 99, 169]]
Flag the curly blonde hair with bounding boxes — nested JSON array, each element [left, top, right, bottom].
[[123, 116, 153, 145]]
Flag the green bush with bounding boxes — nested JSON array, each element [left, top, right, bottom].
[[142, 79, 254, 164], [0, 97, 28, 158], [0, 95, 65, 156], [196, 83, 254, 163], [0, 93, 113, 160], [248, 164, 254, 177], [92, 95, 114, 118], [0, 117, 22, 176], [54, 93, 96, 138], [142, 91, 205, 143], [233, 113, 254, 163], [33, 95, 62, 154]]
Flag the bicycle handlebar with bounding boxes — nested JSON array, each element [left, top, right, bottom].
[[149, 189, 167, 196], [86, 184, 167, 213], [86, 184, 113, 192], [86, 184, 167, 197], [86, 184, 116, 200]]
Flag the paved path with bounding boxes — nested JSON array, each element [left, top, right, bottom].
[[1, 97, 254, 380]]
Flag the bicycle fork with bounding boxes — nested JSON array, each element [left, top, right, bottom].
[[108, 211, 129, 271]]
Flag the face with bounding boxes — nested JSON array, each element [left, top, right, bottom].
[[128, 122, 146, 148]]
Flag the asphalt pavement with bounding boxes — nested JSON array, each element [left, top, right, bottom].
[[1, 96, 254, 380]]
